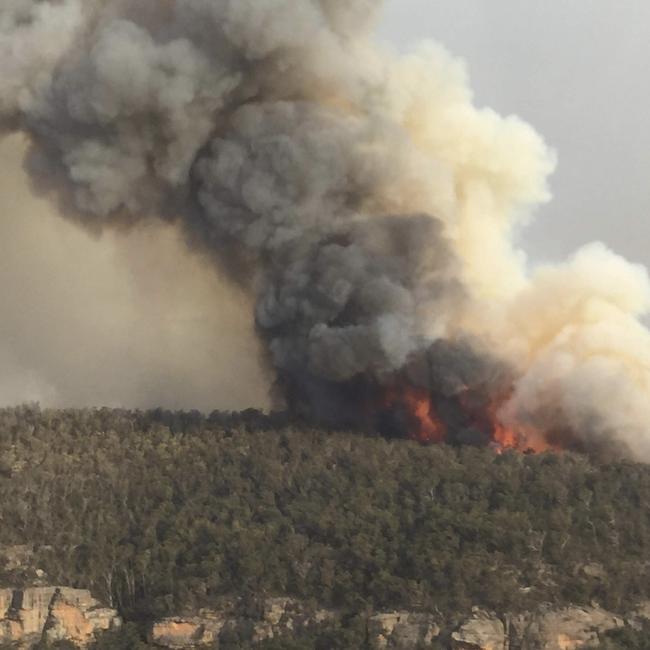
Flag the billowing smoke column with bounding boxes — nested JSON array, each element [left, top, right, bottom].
[[3, 0, 650, 460]]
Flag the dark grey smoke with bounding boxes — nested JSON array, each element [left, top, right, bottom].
[[1, 0, 463, 413]]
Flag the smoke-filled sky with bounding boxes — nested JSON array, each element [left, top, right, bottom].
[[381, 0, 650, 267], [1, 0, 650, 462], [0, 135, 269, 411]]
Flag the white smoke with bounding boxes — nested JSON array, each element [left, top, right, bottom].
[[496, 243, 650, 459], [2, 0, 649, 458]]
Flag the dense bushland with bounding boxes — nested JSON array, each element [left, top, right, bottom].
[[0, 405, 649, 629]]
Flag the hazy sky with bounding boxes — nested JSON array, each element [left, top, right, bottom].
[[380, 1, 650, 268], [0, 136, 269, 411]]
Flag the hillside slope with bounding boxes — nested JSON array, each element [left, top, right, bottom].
[[0, 406, 649, 647]]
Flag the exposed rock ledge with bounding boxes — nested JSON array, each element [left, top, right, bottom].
[[150, 600, 640, 650], [0, 589, 645, 648], [150, 597, 340, 648], [0, 586, 121, 647], [450, 605, 625, 650]]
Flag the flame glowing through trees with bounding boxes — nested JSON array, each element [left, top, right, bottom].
[[382, 385, 447, 444], [380, 383, 553, 453]]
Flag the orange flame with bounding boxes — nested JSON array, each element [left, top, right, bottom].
[[378, 382, 555, 454], [382, 385, 447, 443], [485, 399, 554, 454]]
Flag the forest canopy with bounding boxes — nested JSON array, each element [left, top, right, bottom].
[[0, 405, 649, 629]]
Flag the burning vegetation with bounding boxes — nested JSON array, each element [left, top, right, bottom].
[[357, 379, 553, 453], [281, 337, 560, 453], [374, 369, 556, 453]]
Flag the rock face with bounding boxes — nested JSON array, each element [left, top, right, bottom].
[[249, 597, 337, 643], [508, 606, 624, 650], [150, 614, 227, 649], [0, 586, 121, 648], [147, 601, 641, 649], [0, 591, 641, 648], [452, 609, 507, 650], [150, 604, 444, 649], [447, 606, 626, 650], [150, 600, 442, 649], [150, 598, 339, 648], [368, 611, 441, 648]]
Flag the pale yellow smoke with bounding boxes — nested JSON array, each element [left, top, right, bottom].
[[0, 135, 270, 411], [496, 243, 650, 459], [355, 43, 650, 459], [372, 43, 555, 301]]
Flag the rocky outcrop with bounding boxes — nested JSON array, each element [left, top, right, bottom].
[[447, 605, 627, 650], [149, 601, 648, 649], [250, 597, 337, 643], [508, 606, 624, 650], [0, 592, 641, 649], [150, 598, 339, 648], [150, 615, 226, 649], [368, 611, 441, 648], [0, 588, 643, 649], [451, 609, 507, 650], [0, 586, 121, 648], [150, 600, 443, 649]]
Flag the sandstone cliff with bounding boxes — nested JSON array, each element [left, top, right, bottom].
[[149, 600, 644, 649], [150, 598, 339, 648], [450, 606, 625, 650], [0, 587, 646, 648], [0, 586, 121, 647]]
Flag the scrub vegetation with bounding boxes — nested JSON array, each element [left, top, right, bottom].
[[0, 405, 649, 648]]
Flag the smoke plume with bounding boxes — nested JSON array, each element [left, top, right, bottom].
[[3, 0, 650, 459]]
